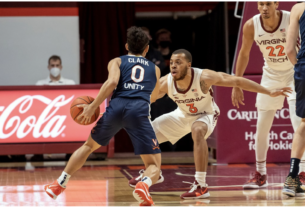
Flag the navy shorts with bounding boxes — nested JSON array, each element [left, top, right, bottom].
[[91, 97, 161, 155], [294, 60, 305, 118]]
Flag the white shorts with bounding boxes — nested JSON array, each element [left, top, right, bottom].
[[152, 108, 219, 144], [256, 67, 296, 110]]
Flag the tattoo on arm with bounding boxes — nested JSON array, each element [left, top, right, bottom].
[[200, 80, 209, 94]]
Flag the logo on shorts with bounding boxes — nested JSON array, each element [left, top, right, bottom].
[[91, 124, 97, 134], [152, 139, 160, 150]]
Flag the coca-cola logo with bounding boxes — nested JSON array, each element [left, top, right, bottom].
[[0, 95, 74, 139]]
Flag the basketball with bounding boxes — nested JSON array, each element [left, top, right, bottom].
[[70, 96, 100, 125]]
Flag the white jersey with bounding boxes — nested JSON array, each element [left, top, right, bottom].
[[167, 67, 220, 116], [253, 10, 295, 71]]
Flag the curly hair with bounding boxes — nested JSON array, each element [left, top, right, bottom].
[[127, 26, 149, 54]]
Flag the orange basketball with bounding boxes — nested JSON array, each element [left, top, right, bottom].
[[70, 96, 100, 125]]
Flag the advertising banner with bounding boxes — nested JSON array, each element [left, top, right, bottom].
[[214, 76, 294, 163], [0, 89, 105, 143]]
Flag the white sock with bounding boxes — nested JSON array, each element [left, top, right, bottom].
[[256, 161, 267, 175], [141, 176, 152, 187], [195, 171, 206, 187], [255, 110, 276, 163], [57, 171, 71, 188], [299, 160, 305, 173]]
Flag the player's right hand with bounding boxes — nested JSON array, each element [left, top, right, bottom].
[[231, 87, 245, 108], [77, 104, 95, 125], [269, 87, 292, 97]]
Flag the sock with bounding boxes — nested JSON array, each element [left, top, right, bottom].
[[57, 171, 71, 188], [141, 176, 152, 187], [299, 160, 305, 173], [256, 161, 267, 175], [289, 158, 300, 178], [195, 171, 206, 187]]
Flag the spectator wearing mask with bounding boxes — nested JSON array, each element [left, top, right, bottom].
[[33, 55, 75, 161], [155, 29, 172, 76], [141, 27, 166, 75], [36, 55, 75, 85]]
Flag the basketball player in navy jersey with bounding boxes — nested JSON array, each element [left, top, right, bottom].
[[282, 2, 305, 197], [44, 26, 161, 206]]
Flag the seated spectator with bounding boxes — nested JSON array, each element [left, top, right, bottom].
[[36, 55, 75, 85], [33, 55, 75, 161], [141, 27, 166, 74], [155, 28, 173, 76]]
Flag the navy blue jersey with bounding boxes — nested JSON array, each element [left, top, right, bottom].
[[111, 55, 157, 103], [297, 8, 305, 60]]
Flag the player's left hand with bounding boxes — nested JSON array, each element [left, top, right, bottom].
[[269, 87, 293, 97], [77, 104, 95, 125]]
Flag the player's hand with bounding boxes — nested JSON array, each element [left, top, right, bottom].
[[269, 87, 293, 97], [77, 104, 95, 125], [231, 87, 245, 108]]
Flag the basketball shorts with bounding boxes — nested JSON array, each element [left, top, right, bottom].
[[294, 60, 305, 118], [152, 108, 219, 144], [256, 67, 296, 110], [91, 97, 161, 155]]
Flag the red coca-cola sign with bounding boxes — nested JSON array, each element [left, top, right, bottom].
[[0, 90, 105, 143]]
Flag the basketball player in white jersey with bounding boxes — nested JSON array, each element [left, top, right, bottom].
[[129, 49, 291, 199], [232, 2, 305, 188]]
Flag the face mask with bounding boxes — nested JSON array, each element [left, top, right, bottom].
[[50, 67, 61, 77], [159, 41, 171, 48]]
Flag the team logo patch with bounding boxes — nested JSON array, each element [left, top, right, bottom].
[[280, 29, 286, 37], [91, 124, 98, 134], [194, 93, 198, 97], [152, 139, 160, 150]]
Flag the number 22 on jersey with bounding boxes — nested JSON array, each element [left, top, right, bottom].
[[266, 45, 285, 57]]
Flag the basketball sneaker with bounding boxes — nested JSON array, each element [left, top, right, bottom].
[[44, 180, 65, 200], [133, 181, 154, 206], [243, 171, 268, 188], [298, 172, 305, 186], [282, 175, 305, 197], [129, 169, 164, 188], [180, 181, 210, 199]]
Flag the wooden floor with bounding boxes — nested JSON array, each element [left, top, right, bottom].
[[0, 153, 304, 206]]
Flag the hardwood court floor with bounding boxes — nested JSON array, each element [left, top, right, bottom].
[[0, 153, 304, 206]]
